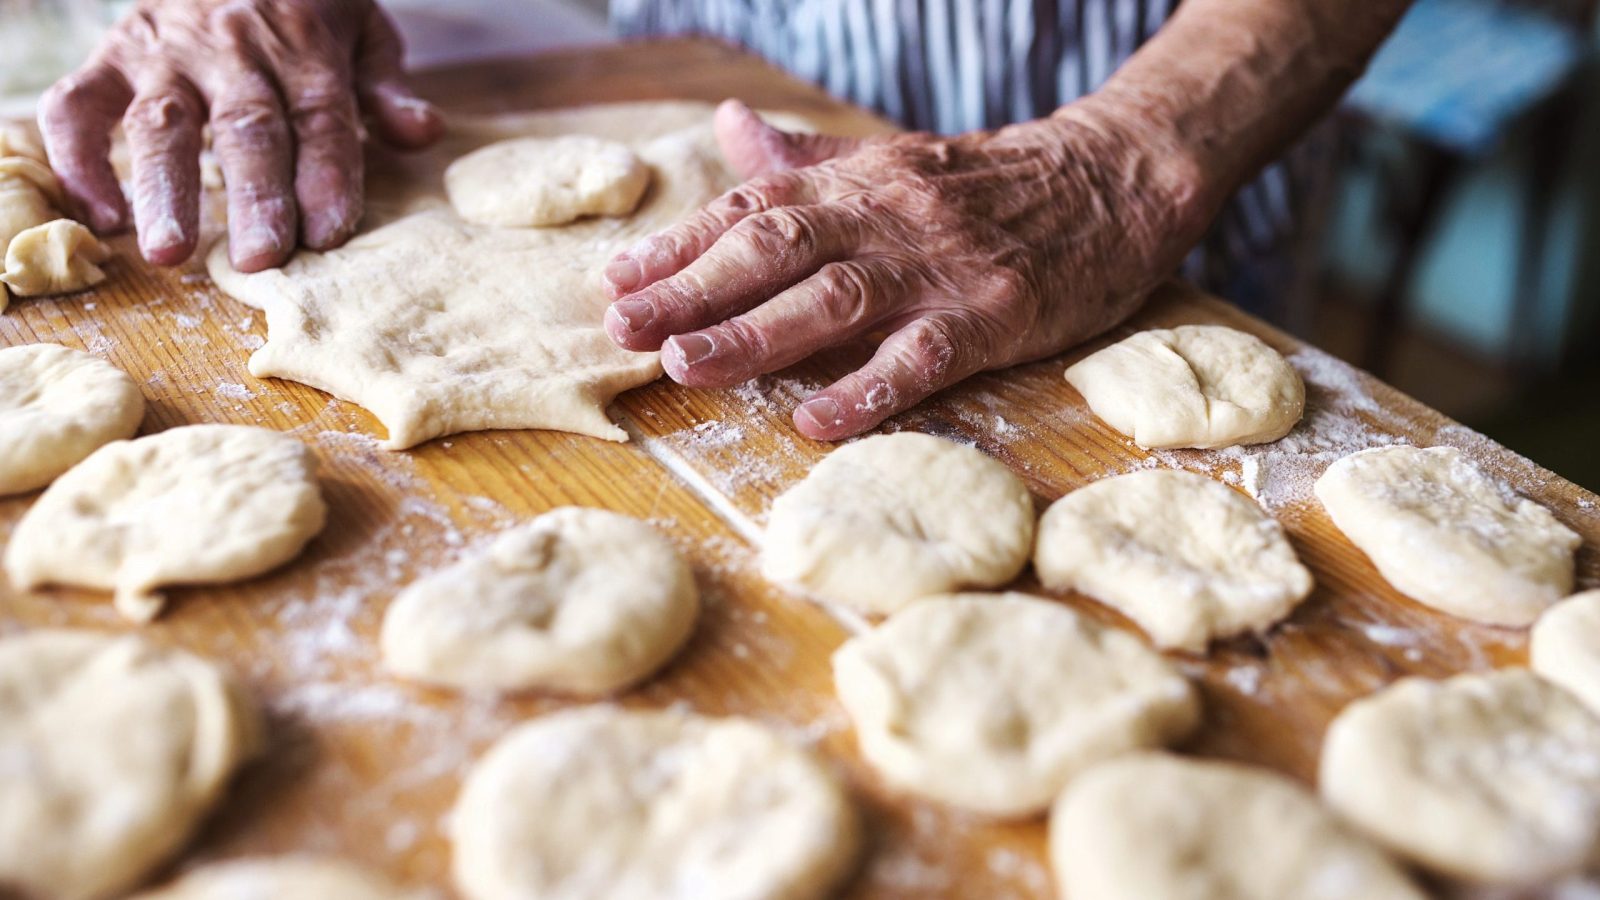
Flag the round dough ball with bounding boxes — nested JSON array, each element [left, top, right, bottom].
[[0, 630, 260, 900], [1034, 469, 1313, 652], [0, 343, 144, 495], [832, 592, 1199, 817], [3, 424, 327, 622], [1531, 590, 1600, 715], [1051, 753, 1424, 900], [1, 219, 110, 297], [1319, 669, 1600, 885], [762, 432, 1035, 615], [451, 707, 859, 900], [1065, 324, 1304, 449], [135, 856, 426, 900], [1315, 445, 1579, 626], [381, 507, 698, 695], [445, 136, 652, 227]]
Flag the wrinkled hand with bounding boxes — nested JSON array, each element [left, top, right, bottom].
[[39, 0, 443, 271], [603, 100, 1214, 441]]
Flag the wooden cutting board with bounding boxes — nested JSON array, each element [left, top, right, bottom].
[[1, 37, 1596, 899]]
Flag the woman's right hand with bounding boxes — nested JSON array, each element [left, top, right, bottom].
[[38, 0, 444, 272]]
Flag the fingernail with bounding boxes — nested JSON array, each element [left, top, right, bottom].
[[605, 257, 642, 294], [91, 202, 126, 233], [797, 397, 841, 431], [668, 333, 716, 367], [140, 214, 185, 255], [610, 299, 654, 333]]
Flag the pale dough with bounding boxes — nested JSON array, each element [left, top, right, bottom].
[[1065, 324, 1305, 449], [1, 219, 109, 298], [0, 343, 144, 495], [445, 135, 651, 227], [832, 593, 1198, 817], [1051, 753, 1424, 900], [0, 630, 260, 900], [1315, 445, 1580, 626], [1033, 469, 1313, 652], [4, 424, 326, 621], [1320, 669, 1600, 885], [762, 432, 1035, 614], [381, 507, 698, 695], [0, 155, 65, 311], [1531, 589, 1600, 716], [135, 857, 428, 900], [206, 103, 742, 448], [451, 706, 859, 900]]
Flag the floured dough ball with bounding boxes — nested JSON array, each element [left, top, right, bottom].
[[1531, 590, 1600, 715], [0, 630, 261, 900], [445, 136, 652, 227], [762, 432, 1034, 614], [0, 343, 144, 495], [381, 507, 698, 695], [1065, 324, 1304, 449], [4, 424, 327, 622], [1034, 469, 1312, 652], [1051, 753, 1424, 900], [1315, 445, 1579, 626], [833, 593, 1198, 816], [1, 219, 110, 297], [451, 707, 859, 900], [1320, 669, 1600, 885], [135, 856, 428, 900]]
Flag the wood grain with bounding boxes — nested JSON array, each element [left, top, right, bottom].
[[1, 38, 1596, 898]]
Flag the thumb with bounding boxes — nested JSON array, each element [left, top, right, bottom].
[[713, 99, 861, 179]]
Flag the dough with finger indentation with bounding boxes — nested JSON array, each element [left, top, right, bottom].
[[381, 507, 698, 695], [446, 135, 651, 227], [1065, 324, 1304, 449], [762, 432, 1035, 615]]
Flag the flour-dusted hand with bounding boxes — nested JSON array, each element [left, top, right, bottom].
[[601, 98, 1216, 440], [38, 0, 443, 271]]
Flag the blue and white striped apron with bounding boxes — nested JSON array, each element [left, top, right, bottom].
[[612, 0, 1329, 307]]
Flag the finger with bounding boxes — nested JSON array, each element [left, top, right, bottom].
[[282, 64, 364, 249], [123, 73, 205, 265], [663, 257, 908, 388], [208, 70, 297, 272], [713, 99, 862, 179], [605, 202, 861, 352], [794, 313, 995, 440], [355, 5, 443, 148], [603, 171, 813, 299], [37, 62, 132, 232]]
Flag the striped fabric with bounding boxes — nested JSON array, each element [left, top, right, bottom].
[[612, 0, 1327, 303]]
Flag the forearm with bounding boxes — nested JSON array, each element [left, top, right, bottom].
[[1067, 0, 1411, 223]]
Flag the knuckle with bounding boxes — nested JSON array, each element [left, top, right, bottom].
[[124, 90, 199, 137], [737, 207, 814, 259], [716, 317, 771, 360], [902, 316, 970, 384], [813, 262, 873, 325]]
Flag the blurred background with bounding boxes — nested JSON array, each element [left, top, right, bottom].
[[2, 0, 1596, 489]]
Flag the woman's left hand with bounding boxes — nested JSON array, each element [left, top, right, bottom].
[[602, 99, 1217, 440]]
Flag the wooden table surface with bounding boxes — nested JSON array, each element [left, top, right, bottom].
[[2, 38, 1597, 899]]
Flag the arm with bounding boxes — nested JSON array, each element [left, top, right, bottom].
[[604, 0, 1413, 440]]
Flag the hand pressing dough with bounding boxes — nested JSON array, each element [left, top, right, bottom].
[[1051, 753, 1424, 900], [762, 432, 1034, 614], [832, 593, 1198, 817], [1315, 445, 1579, 626], [1065, 324, 1304, 449], [0, 630, 260, 900], [2, 219, 110, 297], [1531, 590, 1600, 715], [0, 343, 144, 495], [381, 507, 698, 695], [207, 102, 741, 448], [1320, 669, 1600, 885], [4, 424, 326, 621], [1034, 469, 1313, 652], [135, 857, 428, 900], [445, 136, 651, 227], [451, 706, 859, 900]]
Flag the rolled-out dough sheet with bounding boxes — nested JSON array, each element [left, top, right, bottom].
[[206, 102, 742, 449]]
